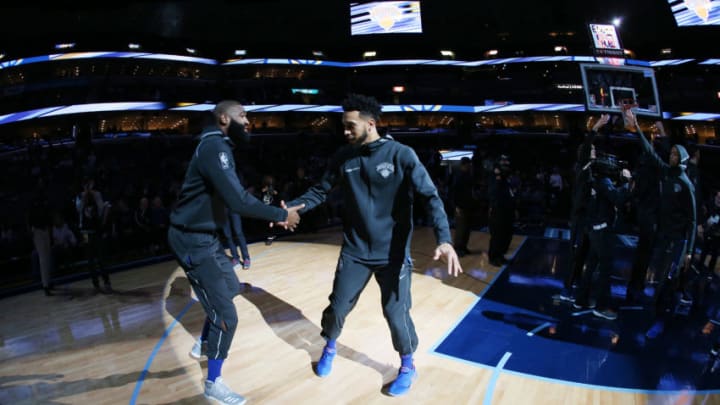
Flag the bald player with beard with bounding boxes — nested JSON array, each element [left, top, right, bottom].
[[168, 100, 303, 404]]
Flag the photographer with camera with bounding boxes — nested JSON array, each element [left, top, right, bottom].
[[558, 114, 610, 302], [572, 139, 633, 320], [488, 154, 517, 267], [626, 110, 697, 339]]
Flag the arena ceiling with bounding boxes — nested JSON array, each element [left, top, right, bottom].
[[0, 1, 715, 60]]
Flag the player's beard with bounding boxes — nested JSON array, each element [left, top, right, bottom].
[[227, 119, 250, 145], [351, 128, 368, 147]]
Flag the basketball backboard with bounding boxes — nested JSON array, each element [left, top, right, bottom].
[[579, 63, 662, 118]]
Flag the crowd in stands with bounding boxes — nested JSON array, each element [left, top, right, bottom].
[[0, 119, 718, 297]]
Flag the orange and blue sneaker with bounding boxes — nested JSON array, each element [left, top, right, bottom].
[[388, 366, 417, 396], [315, 347, 336, 377]]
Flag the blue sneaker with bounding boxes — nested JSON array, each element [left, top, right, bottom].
[[388, 366, 417, 396], [645, 320, 665, 339], [315, 347, 336, 377]]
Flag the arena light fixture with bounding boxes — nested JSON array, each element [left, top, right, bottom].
[[54, 43, 76, 50], [234, 49, 247, 56], [128, 43, 141, 50], [440, 50, 455, 58], [363, 51, 377, 59]]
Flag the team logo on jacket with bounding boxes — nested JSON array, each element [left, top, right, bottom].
[[674, 183, 682, 193], [219, 152, 231, 170], [376, 162, 394, 178]]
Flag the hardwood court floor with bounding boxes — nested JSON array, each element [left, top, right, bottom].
[[0, 226, 717, 405]]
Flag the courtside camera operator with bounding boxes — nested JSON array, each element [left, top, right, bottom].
[[573, 119, 633, 320]]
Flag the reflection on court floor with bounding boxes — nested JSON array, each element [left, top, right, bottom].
[[433, 235, 720, 392]]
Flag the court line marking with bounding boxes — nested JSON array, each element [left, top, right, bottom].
[[130, 299, 195, 405], [130, 242, 306, 405], [526, 322, 552, 337], [483, 351, 513, 405]]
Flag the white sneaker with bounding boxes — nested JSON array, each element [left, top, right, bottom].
[[232, 259, 242, 272], [189, 339, 206, 360], [204, 377, 247, 405]]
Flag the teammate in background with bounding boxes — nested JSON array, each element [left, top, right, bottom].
[[624, 121, 663, 304], [626, 109, 697, 339], [451, 156, 475, 257], [221, 207, 251, 270], [487, 154, 516, 267], [285, 93, 462, 396]]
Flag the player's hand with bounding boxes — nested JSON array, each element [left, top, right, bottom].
[[433, 242, 463, 277], [271, 200, 301, 230], [591, 114, 611, 132], [654, 120, 666, 137], [278, 201, 304, 231], [623, 108, 639, 131]]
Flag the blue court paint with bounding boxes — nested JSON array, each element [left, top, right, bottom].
[[483, 352, 512, 405], [131, 242, 306, 404], [433, 235, 720, 393], [130, 298, 196, 405], [500, 368, 720, 395], [428, 237, 528, 354]]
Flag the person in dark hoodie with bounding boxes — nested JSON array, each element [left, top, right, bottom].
[[572, 145, 633, 320], [285, 93, 462, 396], [487, 154, 516, 266], [558, 114, 610, 302], [624, 121, 664, 305], [168, 100, 303, 404], [625, 110, 697, 339]]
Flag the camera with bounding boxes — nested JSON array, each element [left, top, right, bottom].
[[592, 152, 628, 182]]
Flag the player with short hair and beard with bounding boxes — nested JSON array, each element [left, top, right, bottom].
[[285, 93, 462, 396]]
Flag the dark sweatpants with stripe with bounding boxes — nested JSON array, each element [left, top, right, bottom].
[[321, 253, 418, 355], [168, 226, 240, 359]]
